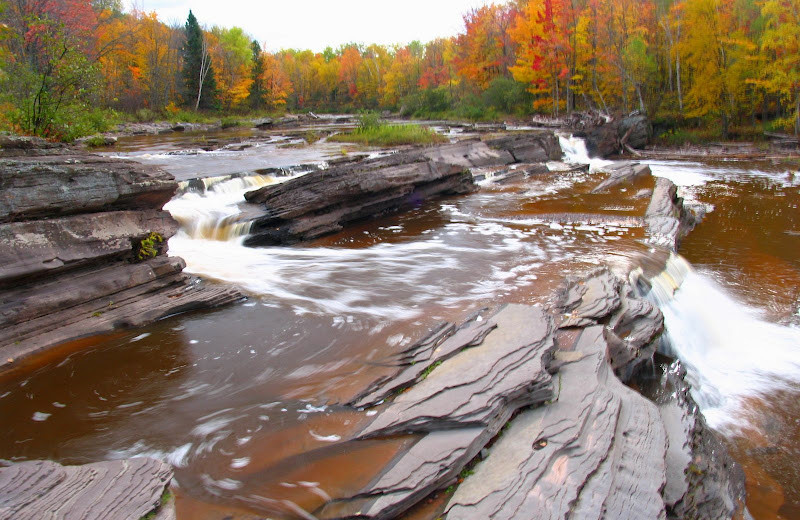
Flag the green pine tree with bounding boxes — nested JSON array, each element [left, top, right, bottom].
[[181, 10, 218, 110], [248, 40, 266, 110]]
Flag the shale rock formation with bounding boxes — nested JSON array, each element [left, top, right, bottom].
[[0, 457, 173, 520], [0, 146, 242, 368], [645, 177, 699, 251], [243, 134, 561, 246], [311, 268, 745, 520]]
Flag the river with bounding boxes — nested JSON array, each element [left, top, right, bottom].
[[0, 129, 798, 519]]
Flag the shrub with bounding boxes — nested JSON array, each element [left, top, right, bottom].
[[329, 122, 447, 146], [220, 116, 242, 129]]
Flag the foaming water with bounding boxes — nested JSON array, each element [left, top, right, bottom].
[[558, 133, 614, 172], [165, 174, 300, 241], [647, 255, 800, 432]]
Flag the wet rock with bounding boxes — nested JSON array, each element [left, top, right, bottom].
[[648, 361, 750, 520], [446, 326, 668, 520], [0, 135, 66, 156], [349, 311, 497, 409], [253, 117, 273, 129], [484, 132, 563, 163], [0, 257, 241, 366], [571, 113, 651, 158], [591, 161, 652, 193], [555, 268, 663, 381], [645, 177, 697, 251], [0, 154, 242, 368], [0, 210, 178, 287], [242, 137, 562, 245], [317, 304, 556, 519], [0, 457, 173, 520], [0, 155, 176, 225]]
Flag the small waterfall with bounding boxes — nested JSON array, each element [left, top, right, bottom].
[[166, 174, 280, 241], [558, 134, 614, 172], [645, 254, 800, 431]]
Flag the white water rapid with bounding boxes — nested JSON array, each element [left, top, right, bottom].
[[165, 174, 292, 241], [557, 133, 614, 172], [646, 255, 800, 432]]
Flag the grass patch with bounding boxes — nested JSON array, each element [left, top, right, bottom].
[[220, 116, 243, 129], [140, 489, 173, 520], [329, 123, 447, 146], [420, 360, 443, 380]]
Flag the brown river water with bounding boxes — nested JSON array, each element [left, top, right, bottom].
[[0, 130, 798, 519]]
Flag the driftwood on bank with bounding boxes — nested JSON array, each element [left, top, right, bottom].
[[0, 143, 242, 369], [242, 134, 562, 246]]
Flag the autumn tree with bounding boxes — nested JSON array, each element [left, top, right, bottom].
[[455, 4, 519, 90], [182, 10, 217, 110], [0, 0, 102, 138], [510, 0, 572, 114], [678, 0, 752, 137], [210, 26, 252, 110], [759, 0, 800, 134]]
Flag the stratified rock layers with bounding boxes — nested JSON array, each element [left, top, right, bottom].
[[0, 458, 173, 520], [313, 269, 746, 520], [0, 153, 242, 368], [243, 135, 562, 245]]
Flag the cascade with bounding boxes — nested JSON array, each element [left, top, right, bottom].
[[166, 174, 283, 241], [645, 254, 800, 431], [557, 133, 614, 172]]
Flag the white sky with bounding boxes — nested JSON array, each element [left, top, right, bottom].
[[135, 0, 493, 52]]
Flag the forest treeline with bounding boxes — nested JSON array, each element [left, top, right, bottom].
[[1, 0, 799, 141]]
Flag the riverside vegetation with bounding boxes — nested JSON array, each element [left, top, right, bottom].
[[2, 0, 800, 143]]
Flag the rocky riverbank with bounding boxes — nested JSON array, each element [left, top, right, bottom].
[[0, 138, 242, 370], [0, 130, 749, 519]]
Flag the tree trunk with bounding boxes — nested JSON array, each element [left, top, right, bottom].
[[676, 25, 683, 113], [795, 90, 800, 136], [721, 112, 729, 140]]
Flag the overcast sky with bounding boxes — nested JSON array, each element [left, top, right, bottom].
[[135, 0, 493, 52]]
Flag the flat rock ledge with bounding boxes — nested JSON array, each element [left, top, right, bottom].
[[0, 457, 174, 520], [310, 268, 746, 520], [242, 133, 561, 245], [0, 152, 242, 369]]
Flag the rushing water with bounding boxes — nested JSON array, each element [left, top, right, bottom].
[[0, 131, 798, 519]]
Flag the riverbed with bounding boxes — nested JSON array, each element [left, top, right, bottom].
[[0, 128, 798, 519]]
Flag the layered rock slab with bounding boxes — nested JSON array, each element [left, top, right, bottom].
[[0, 457, 173, 520], [0, 153, 242, 367], [445, 326, 668, 520], [242, 136, 562, 246], [645, 177, 699, 251], [316, 304, 556, 519]]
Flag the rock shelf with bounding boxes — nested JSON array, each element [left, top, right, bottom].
[[0, 144, 242, 369]]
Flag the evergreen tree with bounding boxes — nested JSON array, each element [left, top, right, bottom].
[[181, 10, 217, 110], [248, 40, 265, 110]]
